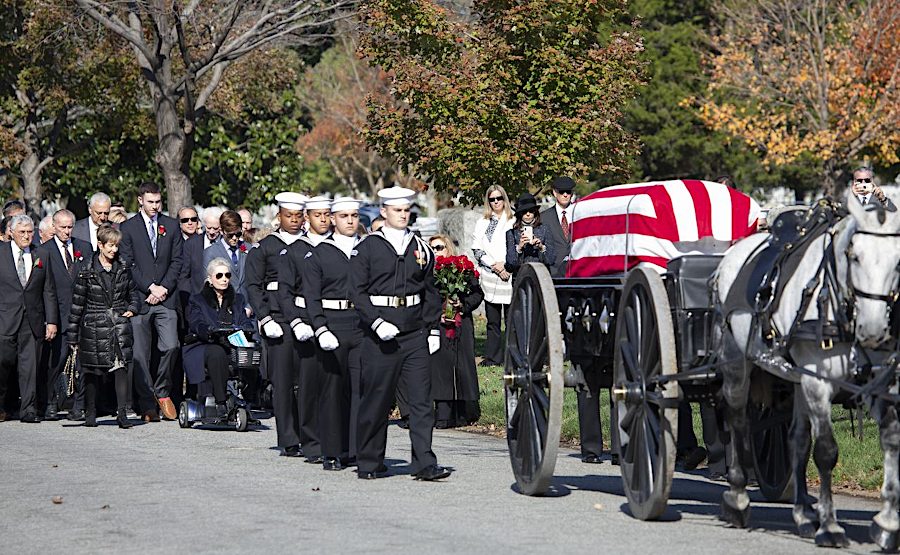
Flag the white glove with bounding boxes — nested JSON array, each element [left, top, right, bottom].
[[292, 322, 314, 342], [375, 321, 400, 341], [428, 335, 441, 355], [318, 331, 340, 351], [262, 320, 284, 339]]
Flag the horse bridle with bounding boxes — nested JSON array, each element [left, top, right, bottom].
[[846, 228, 900, 309]]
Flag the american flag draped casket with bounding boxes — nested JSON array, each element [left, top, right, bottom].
[[566, 179, 761, 278]]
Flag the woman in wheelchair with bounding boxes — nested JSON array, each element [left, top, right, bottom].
[[184, 257, 253, 420]]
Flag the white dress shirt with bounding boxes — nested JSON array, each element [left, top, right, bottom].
[[55, 237, 74, 270], [858, 193, 871, 205], [88, 218, 99, 251], [11, 241, 33, 285], [140, 211, 158, 236], [555, 202, 570, 225]]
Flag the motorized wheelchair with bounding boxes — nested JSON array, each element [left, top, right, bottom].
[[178, 327, 263, 432]]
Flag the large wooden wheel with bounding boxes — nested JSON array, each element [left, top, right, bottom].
[[612, 266, 679, 521], [749, 380, 794, 502], [504, 263, 565, 496]]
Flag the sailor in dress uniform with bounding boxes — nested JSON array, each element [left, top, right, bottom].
[[349, 187, 451, 481]]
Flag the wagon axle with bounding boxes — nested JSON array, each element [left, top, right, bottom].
[[611, 382, 644, 404]]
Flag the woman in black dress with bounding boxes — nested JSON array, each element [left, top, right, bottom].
[[505, 192, 555, 275], [428, 235, 484, 428], [68, 225, 140, 428]]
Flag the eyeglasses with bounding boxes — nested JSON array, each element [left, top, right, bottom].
[[855, 178, 873, 183], [555, 190, 573, 195], [489, 196, 504, 203], [180, 216, 199, 223], [432, 244, 446, 251], [225, 231, 242, 239], [215, 272, 232, 279]]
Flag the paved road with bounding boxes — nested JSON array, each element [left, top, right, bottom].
[[0, 414, 884, 554]]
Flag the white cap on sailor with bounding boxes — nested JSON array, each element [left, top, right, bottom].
[[274, 192, 308, 210], [377, 186, 416, 206], [305, 195, 332, 211], [331, 197, 362, 213]]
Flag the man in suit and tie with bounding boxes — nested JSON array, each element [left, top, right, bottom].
[[35, 209, 93, 420], [72, 192, 111, 251], [204, 210, 250, 304], [540, 176, 575, 278], [0, 215, 58, 422], [852, 166, 897, 211], [119, 182, 183, 422]]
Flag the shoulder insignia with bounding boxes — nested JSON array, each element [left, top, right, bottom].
[[350, 249, 359, 257], [279, 248, 287, 255], [304, 252, 313, 259]]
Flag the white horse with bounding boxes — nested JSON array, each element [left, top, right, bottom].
[[714, 197, 900, 549]]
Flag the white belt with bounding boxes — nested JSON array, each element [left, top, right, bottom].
[[322, 299, 352, 310], [294, 296, 306, 308], [369, 294, 420, 308]]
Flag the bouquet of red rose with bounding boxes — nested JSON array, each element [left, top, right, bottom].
[[433, 255, 479, 339]]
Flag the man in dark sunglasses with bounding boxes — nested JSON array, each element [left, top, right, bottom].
[[852, 166, 895, 210], [178, 206, 200, 239]]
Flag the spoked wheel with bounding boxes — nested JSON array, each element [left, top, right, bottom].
[[504, 263, 565, 496], [612, 266, 678, 521], [178, 401, 192, 429], [749, 380, 794, 502], [235, 407, 249, 432]]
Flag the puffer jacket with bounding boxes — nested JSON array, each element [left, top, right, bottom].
[[67, 253, 140, 370]]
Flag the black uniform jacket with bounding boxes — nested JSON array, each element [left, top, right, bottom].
[[245, 232, 293, 326], [349, 230, 441, 334], [277, 235, 316, 329], [302, 234, 361, 334]]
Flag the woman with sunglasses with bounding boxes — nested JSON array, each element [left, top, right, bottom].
[[471, 185, 514, 367], [67, 224, 140, 428], [183, 257, 253, 421], [428, 235, 484, 428], [505, 192, 555, 276]]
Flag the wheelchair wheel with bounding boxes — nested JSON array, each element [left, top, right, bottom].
[[235, 407, 249, 432], [178, 401, 192, 429]]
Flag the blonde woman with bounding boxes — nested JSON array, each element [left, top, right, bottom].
[[471, 185, 514, 367]]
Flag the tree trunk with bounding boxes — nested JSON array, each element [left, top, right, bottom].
[[823, 158, 844, 200], [19, 150, 42, 220], [149, 69, 192, 214]]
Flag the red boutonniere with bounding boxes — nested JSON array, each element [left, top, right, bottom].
[[158, 225, 166, 237], [33, 257, 43, 269], [239, 243, 247, 253], [73, 250, 83, 262]]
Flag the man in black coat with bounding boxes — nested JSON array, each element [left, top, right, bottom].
[[72, 192, 111, 251], [349, 186, 449, 481], [119, 182, 183, 421], [35, 209, 91, 420], [540, 176, 575, 278], [0, 215, 59, 422]]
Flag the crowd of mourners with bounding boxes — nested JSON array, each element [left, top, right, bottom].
[[0, 177, 579, 481]]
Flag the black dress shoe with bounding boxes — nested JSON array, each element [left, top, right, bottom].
[[682, 447, 708, 471], [68, 409, 85, 421], [305, 455, 324, 464], [84, 411, 97, 427], [396, 417, 409, 429], [281, 445, 302, 457], [322, 458, 343, 471], [413, 464, 451, 481], [581, 454, 602, 464], [21, 413, 41, 423], [434, 419, 454, 429], [358, 470, 380, 480], [44, 407, 60, 421]]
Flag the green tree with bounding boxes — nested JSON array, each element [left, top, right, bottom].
[[360, 0, 646, 205]]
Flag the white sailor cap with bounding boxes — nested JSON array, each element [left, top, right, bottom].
[[305, 195, 332, 211], [274, 192, 308, 210], [377, 186, 416, 206], [331, 197, 361, 213]]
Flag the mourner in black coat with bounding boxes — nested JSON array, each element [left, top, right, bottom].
[[505, 193, 555, 275], [67, 230, 140, 428], [183, 277, 252, 419], [0, 216, 58, 422], [429, 262, 484, 429]]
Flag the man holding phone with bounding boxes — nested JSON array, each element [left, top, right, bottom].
[[852, 166, 896, 210]]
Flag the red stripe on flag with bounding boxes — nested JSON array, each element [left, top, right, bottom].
[[566, 255, 671, 278], [571, 214, 679, 242], [727, 186, 754, 238], [683, 179, 712, 238]]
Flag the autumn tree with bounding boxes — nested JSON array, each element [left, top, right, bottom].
[[695, 0, 900, 197], [359, 0, 646, 204], [0, 0, 138, 216], [69, 0, 353, 212]]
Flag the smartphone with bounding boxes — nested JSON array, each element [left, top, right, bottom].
[[523, 225, 533, 242]]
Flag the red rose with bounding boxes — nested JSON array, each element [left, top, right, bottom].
[[34, 258, 43, 269], [239, 243, 247, 253], [74, 250, 82, 259], [158, 225, 166, 236]]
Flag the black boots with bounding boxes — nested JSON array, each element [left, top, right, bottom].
[[84, 410, 98, 427], [117, 408, 133, 429]]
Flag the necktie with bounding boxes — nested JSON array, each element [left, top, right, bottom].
[[230, 247, 238, 264], [148, 218, 157, 257], [561, 210, 569, 241], [64, 244, 74, 277], [16, 250, 26, 287]]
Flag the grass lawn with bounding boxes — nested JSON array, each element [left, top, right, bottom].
[[471, 315, 885, 492]]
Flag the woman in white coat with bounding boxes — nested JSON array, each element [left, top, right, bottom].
[[471, 185, 514, 367]]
